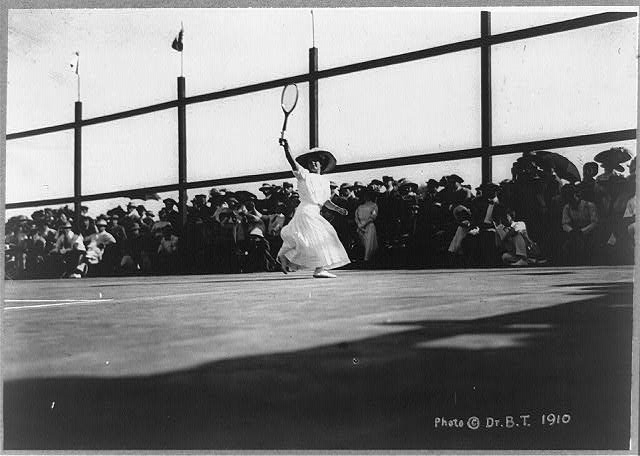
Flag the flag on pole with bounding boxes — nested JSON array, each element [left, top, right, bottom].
[[171, 25, 184, 52], [70, 51, 79, 74]]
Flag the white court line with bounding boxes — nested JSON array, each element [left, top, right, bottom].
[[6, 298, 94, 302], [4, 299, 114, 310]]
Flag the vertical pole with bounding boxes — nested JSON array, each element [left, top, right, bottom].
[[177, 76, 188, 231], [74, 101, 82, 233], [309, 47, 319, 149], [481, 11, 493, 184]]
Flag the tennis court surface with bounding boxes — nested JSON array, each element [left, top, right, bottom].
[[2, 266, 634, 450]]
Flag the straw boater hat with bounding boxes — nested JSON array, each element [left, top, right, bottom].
[[295, 147, 337, 173]]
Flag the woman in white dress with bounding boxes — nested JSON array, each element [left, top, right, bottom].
[[277, 138, 350, 278]]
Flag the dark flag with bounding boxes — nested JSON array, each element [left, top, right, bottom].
[[172, 26, 184, 52]]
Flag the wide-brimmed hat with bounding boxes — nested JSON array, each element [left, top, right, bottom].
[[282, 182, 294, 189], [295, 147, 337, 173], [235, 190, 257, 202], [382, 175, 394, 183], [398, 179, 418, 193], [446, 174, 464, 184], [594, 147, 632, 166], [426, 179, 441, 189], [352, 181, 366, 189], [163, 198, 177, 206], [96, 219, 108, 227], [259, 183, 273, 192], [369, 179, 384, 187], [476, 182, 500, 193], [339, 183, 352, 190]]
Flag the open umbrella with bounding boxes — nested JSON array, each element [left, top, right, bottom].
[[125, 190, 162, 201], [594, 147, 632, 165], [523, 151, 581, 183]]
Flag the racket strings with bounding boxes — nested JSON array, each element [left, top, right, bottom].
[[281, 84, 299, 114]]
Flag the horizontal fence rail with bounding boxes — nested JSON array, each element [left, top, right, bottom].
[[6, 128, 636, 210], [5, 11, 637, 211], [6, 11, 636, 141]]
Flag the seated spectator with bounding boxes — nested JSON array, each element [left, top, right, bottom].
[[157, 225, 180, 274], [471, 183, 504, 267], [108, 214, 127, 244], [447, 203, 478, 264], [85, 218, 118, 275], [494, 209, 536, 266], [238, 198, 276, 272], [79, 216, 97, 239], [560, 183, 598, 265], [50, 221, 87, 278]]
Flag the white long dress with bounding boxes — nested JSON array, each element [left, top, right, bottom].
[[278, 166, 350, 270]]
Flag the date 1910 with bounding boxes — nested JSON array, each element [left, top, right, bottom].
[[434, 413, 572, 430]]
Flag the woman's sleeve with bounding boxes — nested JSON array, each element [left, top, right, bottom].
[[292, 165, 307, 181]]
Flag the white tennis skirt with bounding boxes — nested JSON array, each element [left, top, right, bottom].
[[278, 203, 350, 270]]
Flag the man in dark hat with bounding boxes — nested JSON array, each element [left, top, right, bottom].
[[160, 197, 181, 235], [256, 182, 279, 215], [436, 175, 470, 212], [108, 214, 128, 245]]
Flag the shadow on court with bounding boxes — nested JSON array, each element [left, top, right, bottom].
[[3, 282, 633, 450]]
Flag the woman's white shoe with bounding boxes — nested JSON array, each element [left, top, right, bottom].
[[313, 270, 337, 278]]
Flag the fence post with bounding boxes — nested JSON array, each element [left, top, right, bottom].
[[74, 101, 82, 232], [309, 47, 319, 149], [481, 11, 493, 184], [177, 76, 188, 231]]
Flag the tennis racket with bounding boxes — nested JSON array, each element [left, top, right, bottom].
[[280, 84, 299, 140]]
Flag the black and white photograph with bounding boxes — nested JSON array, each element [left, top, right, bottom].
[[1, 2, 638, 452]]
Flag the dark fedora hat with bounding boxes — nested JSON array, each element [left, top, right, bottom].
[[163, 198, 178, 206], [295, 147, 337, 173], [426, 178, 441, 188], [369, 179, 384, 186]]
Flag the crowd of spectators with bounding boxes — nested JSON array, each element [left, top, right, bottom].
[[5, 148, 636, 279]]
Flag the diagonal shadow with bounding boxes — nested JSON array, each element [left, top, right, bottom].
[[3, 282, 633, 450]]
